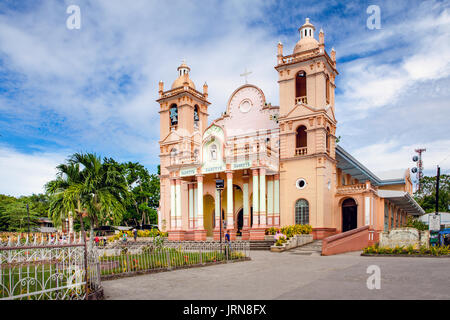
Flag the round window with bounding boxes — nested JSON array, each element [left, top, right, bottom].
[[296, 178, 307, 190]]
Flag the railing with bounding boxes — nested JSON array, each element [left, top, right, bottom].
[[295, 147, 307, 156], [96, 239, 250, 279], [322, 226, 370, 256], [296, 96, 307, 104], [0, 233, 102, 300], [336, 183, 367, 194]]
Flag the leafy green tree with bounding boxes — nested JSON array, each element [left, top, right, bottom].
[[46, 153, 129, 242], [414, 174, 450, 213], [0, 198, 39, 232], [111, 161, 160, 226]]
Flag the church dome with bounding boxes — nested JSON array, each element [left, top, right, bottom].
[[293, 37, 319, 54], [293, 18, 319, 54], [171, 61, 196, 90]]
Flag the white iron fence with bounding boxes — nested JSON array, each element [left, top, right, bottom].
[[97, 239, 250, 278], [0, 234, 250, 299], [0, 233, 102, 300]]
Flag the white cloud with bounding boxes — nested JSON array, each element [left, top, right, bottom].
[[351, 139, 450, 181], [0, 146, 67, 197]]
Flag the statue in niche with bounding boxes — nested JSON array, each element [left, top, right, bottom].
[[210, 144, 217, 161]]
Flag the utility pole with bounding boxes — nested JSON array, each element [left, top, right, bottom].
[[435, 165, 440, 215], [26, 203, 30, 235]]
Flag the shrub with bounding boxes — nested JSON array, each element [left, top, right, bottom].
[[392, 245, 403, 255], [405, 216, 428, 231], [280, 224, 312, 239], [265, 227, 280, 235]]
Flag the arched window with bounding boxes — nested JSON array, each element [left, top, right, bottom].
[[326, 75, 330, 104], [296, 71, 307, 104], [295, 199, 309, 225], [169, 104, 178, 126], [296, 126, 307, 155], [326, 127, 331, 152], [194, 105, 199, 122]]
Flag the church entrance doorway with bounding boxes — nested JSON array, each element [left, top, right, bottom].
[[342, 198, 357, 232], [236, 209, 244, 236]]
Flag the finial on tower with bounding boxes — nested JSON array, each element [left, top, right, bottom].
[[331, 47, 336, 62], [203, 82, 208, 98], [277, 41, 283, 56], [158, 80, 164, 97]]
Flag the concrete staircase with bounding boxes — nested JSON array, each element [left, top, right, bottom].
[[290, 240, 323, 256], [249, 240, 275, 251]]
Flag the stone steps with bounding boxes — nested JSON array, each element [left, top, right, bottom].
[[291, 240, 323, 255], [249, 240, 275, 251]]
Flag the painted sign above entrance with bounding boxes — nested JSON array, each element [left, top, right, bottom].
[[180, 167, 197, 177], [231, 160, 251, 170]]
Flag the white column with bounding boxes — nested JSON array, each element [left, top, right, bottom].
[[364, 196, 370, 226], [175, 179, 182, 229], [194, 184, 198, 229], [252, 169, 259, 227], [170, 179, 176, 229], [189, 184, 194, 229], [259, 168, 266, 227], [243, 176, 249, 228], [274, 174, 280, 226], [226, 172, 234, 230], [197, 175, 204, 229], [267, 176, 274, 226]]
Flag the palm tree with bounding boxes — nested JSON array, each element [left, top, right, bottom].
[[46, 153, 129, 243]]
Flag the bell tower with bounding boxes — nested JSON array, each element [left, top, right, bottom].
[[275, 18, 339, 239], [157, 62, 210, 232]]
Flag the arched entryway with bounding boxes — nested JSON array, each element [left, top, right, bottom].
[[203, 195, 215, 237], [342, 198, 357, 232], [236, 208, 243, 236]]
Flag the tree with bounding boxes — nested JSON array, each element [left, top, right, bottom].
[[414, 174, 450, 213], [0, 197, 40, 232], [46, 153, 129, 243], [110, 161, 160, 226]]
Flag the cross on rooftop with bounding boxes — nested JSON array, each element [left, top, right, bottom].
[[240, 68, 252, 84]]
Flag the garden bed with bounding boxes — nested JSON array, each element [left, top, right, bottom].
[[362, 244, 450, 257], [100, 257, 251, 281], [361, 253, 450, 258]]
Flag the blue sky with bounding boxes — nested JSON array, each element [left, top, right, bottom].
[[0, 0, 449, 196]]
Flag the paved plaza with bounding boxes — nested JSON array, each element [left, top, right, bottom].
[[102, 247, 450, 300]]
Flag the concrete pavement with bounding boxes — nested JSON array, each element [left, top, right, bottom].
[[102, 247, 450, 300]]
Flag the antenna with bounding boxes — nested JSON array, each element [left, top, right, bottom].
[[412, 148, 426, 193]]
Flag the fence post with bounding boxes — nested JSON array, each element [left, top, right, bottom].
[[199, 247, 203, 265], [126, 250, 130, 273], [166, 249, 171, 270]]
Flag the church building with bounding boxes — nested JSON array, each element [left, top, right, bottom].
[[157, 18, 424, 241]]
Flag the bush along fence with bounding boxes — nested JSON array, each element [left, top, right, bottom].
[[97, 238, 251, 280], [0, 233, 102, 300]]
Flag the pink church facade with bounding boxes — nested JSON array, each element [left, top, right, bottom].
[[157, 19, 424, 242]]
